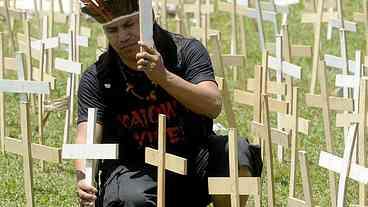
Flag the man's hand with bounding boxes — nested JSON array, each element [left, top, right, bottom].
[[77, 179, 97, 206], [136, 41, 168, 85]]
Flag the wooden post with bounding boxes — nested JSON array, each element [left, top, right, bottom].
[[4, 0, 17, 54], [0, 33, 4, 154], [208, 128, 261, 207], [144, 114, 188, 207], [287, 151, 314, 207], [305, 61, 338, 206]]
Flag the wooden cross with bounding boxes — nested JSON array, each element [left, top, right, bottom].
[[318, 123, 367, 207], [301, 0, 337, 94], [305, 61, 353, 207], [287, 151, 314, 207], [251, 94, 275, 207], [53, 30, 81, 145], [144, 114, 188, 207], [0, 51, 51, 207], [335, 77, 368, 206], [207, 128, 261, 207], [62, 108, 119, 193]]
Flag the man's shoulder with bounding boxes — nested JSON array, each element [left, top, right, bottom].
[[169, 32, 200, 50], [80, 63, 99, 84]]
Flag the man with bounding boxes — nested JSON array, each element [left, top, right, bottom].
[[76, 0, 262, 206]]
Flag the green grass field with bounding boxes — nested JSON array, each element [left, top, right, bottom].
[[0, 0, 367, 206]]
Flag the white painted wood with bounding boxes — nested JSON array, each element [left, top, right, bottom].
[[329, 19, 357, 32], [85, 108, 97, 186], [268, 56, 301, 79], [324, 54, 356, 73], [0, 80, 50, 94], [62, 144, 119, 160], [319, 151, 368, 184], [58, 33, 88, 47], [139, 0, 154, 47], [31, 37, 59, 50], [54, 58, 82, 74], [335, 75, 356, 89], [244, 8, 277, 23]]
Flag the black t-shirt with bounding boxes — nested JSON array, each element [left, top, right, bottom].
[[77, 25, 215, 175]]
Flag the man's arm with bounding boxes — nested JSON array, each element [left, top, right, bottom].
[[137, 42, 222, 119], [75, 122, 103, 205]]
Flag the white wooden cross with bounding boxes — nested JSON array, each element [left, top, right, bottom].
[[207, 128, 261, 207], [54, 55, 81, 145], [305, 61, 353, 207], [335, 77, 368, 206], [144, 114, 188, 207], [318, 123, 368, 207], [0, 51, 51, 207], [287, 151, 314, 207], [62, 108, 119, 190], [139, 0, 154, 48]]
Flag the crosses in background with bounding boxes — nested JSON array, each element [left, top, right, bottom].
[[0, 51, 51, 207]]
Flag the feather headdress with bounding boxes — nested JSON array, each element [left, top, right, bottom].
[[80, 0, 139, 23]]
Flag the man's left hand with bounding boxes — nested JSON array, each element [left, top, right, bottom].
[[136, 41, 168, 85]]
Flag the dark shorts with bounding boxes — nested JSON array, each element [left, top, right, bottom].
[[96, 135, 262, 207]]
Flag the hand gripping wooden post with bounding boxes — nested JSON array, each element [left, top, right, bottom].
[[0, 52, 51, 207], [207, 128, 261, 207], [62, 108, 119, 205], [145, 114, 188, 207], [139, 0, 154, 48]]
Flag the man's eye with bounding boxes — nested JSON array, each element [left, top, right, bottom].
[[106, 28, 117, 33]]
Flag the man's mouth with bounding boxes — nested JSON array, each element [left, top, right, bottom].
[[120, 42, 137, 50]]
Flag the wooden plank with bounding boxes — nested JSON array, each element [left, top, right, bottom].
[[222, 55, 244, 67], [62, 144, 118, 159], [305, 94, 353, 111], [251, 121, 290, 147], [325, 54, 355, 73], [0, 80, 50, 94], [80, 27, 92, 38], [4, 57, 16, 70], [234, 89, 288, 113], [139, 0, 154, 47], [4, 137, 61, 163], [301, 11, 337, 23], [145, 147, 187, 175], [208, 177, 260, 195], [268, 56, 301, 79], [335, 75, 356, 89], [329, 19, 357, 32], [54, 58, 82, 74], [279, 113, 310, 135], [32, 67, 56, 90], [183, 4, 214, 14], [287, 197, 307, 207], [59, 33, 88, 47], [31, 37, 59, 50], [247, 79, 287, 96]]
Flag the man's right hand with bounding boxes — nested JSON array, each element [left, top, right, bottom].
[[77, 179, 97, 206]]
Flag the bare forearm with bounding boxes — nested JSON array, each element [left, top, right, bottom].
[[158, 70, 222, 118]]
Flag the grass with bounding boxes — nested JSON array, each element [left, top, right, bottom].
[[0, 0, 366, 206]]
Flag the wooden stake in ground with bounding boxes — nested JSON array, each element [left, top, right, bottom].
[[319, 123, 363, 207], [287, 151, 314, 207], [0, 52, 51, 207], [251, 94, 275, 207], [62, 108, 119, 194], [145, 114, 188, 207], [208, 128, 261, 207], [305, 61, 352, 207]]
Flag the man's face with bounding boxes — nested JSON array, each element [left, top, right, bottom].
[[103, 14, 140, 61]]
